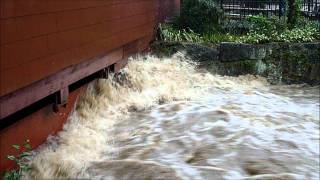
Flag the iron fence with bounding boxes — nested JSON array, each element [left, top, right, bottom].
[[301, 0, 320, 19], [219, 0, 320, 20]]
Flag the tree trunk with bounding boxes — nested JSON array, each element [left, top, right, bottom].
[[287, 0, 297, 26]]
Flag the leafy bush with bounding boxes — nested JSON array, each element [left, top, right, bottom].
[[295, 17, 320, 30], [247, 15, 286, 34], [295, 17, 311, 28], [239, 26, 318, 44], [221, 20, 252, 35], [287, 0, 302, 27], [180, 0, 223, 33], [237, 15, 319, 44], [222, 16, 285, 35], [160, 13, 319, 45], [159, 24, 203, 43], [159, 24, 239, 44], [203, 33, 239, 43], [238, 31, 271, 44], [2, 140, 32, 180], [276, 26, 319, 42]]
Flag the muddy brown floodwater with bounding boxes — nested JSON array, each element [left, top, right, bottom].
[[25, 53, 319, 180]]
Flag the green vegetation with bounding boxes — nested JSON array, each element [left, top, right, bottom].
[[238, 16, 319, 43], [202, 33, 239, 44], [287, 0, 301, 27], [159, 23, 239, 44], [178, 0, 223, 33], [159, 24, 203, 42], [160, 0, 320, 44], [2, 140, 32, 180]]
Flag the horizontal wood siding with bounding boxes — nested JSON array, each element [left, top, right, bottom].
[[0, 0, 171, 96], [0, 0, 179, 171]]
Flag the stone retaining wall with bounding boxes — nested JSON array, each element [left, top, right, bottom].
[[152, 42, 320, 85]]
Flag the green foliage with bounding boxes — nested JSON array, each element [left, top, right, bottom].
[[276, 26, 319, 42], [247, 15, 286, 34], [295, 17, 320, 30], [180, 0, 223, 33], [239, 27, 318, 44], [160, 10, 319, 44], [238, 16, 319, 44], [221, 20, 252, 35], [159, 24, 203, 43], [2, 140, 32, 180], [287, 0, 303, 27], [159, 24, 240, 44], [238, 31, 270, 44], [203, 32, 239, 43]]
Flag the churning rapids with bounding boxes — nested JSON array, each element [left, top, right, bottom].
[[25, 53, 319, 180]]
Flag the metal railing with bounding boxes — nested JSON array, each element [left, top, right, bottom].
[[301, 0, 320, 19], [219, 0, 320, 20]]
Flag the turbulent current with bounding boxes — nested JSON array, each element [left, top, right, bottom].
[[26, 54, 319, 180]]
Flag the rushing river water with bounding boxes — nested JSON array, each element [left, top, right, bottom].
[[26, 54, 319, 180]]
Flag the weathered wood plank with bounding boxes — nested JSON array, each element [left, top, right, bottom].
[[0, 48, 123, 119]]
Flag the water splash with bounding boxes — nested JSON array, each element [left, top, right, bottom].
[[25, 53, 319, 180]]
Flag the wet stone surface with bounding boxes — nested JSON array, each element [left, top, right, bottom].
[[151, 41, 320, 85]]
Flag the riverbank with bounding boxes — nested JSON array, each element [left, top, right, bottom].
[[152, 41, 320, 85]]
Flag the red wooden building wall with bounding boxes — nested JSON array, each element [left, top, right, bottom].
[[1, 0, 157, 96], [0, 0, 179, 172]]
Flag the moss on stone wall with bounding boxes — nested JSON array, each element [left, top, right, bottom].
[[151, 41, 320, 85], [262, 43, 320, 84]]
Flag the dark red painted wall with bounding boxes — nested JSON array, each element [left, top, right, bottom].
[[0, 0, 179, 173], [0, 0, 179, 97], [0, 85, 87, 172]]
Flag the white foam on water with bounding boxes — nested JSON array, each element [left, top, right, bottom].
[[25, 54, 319, 180]]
